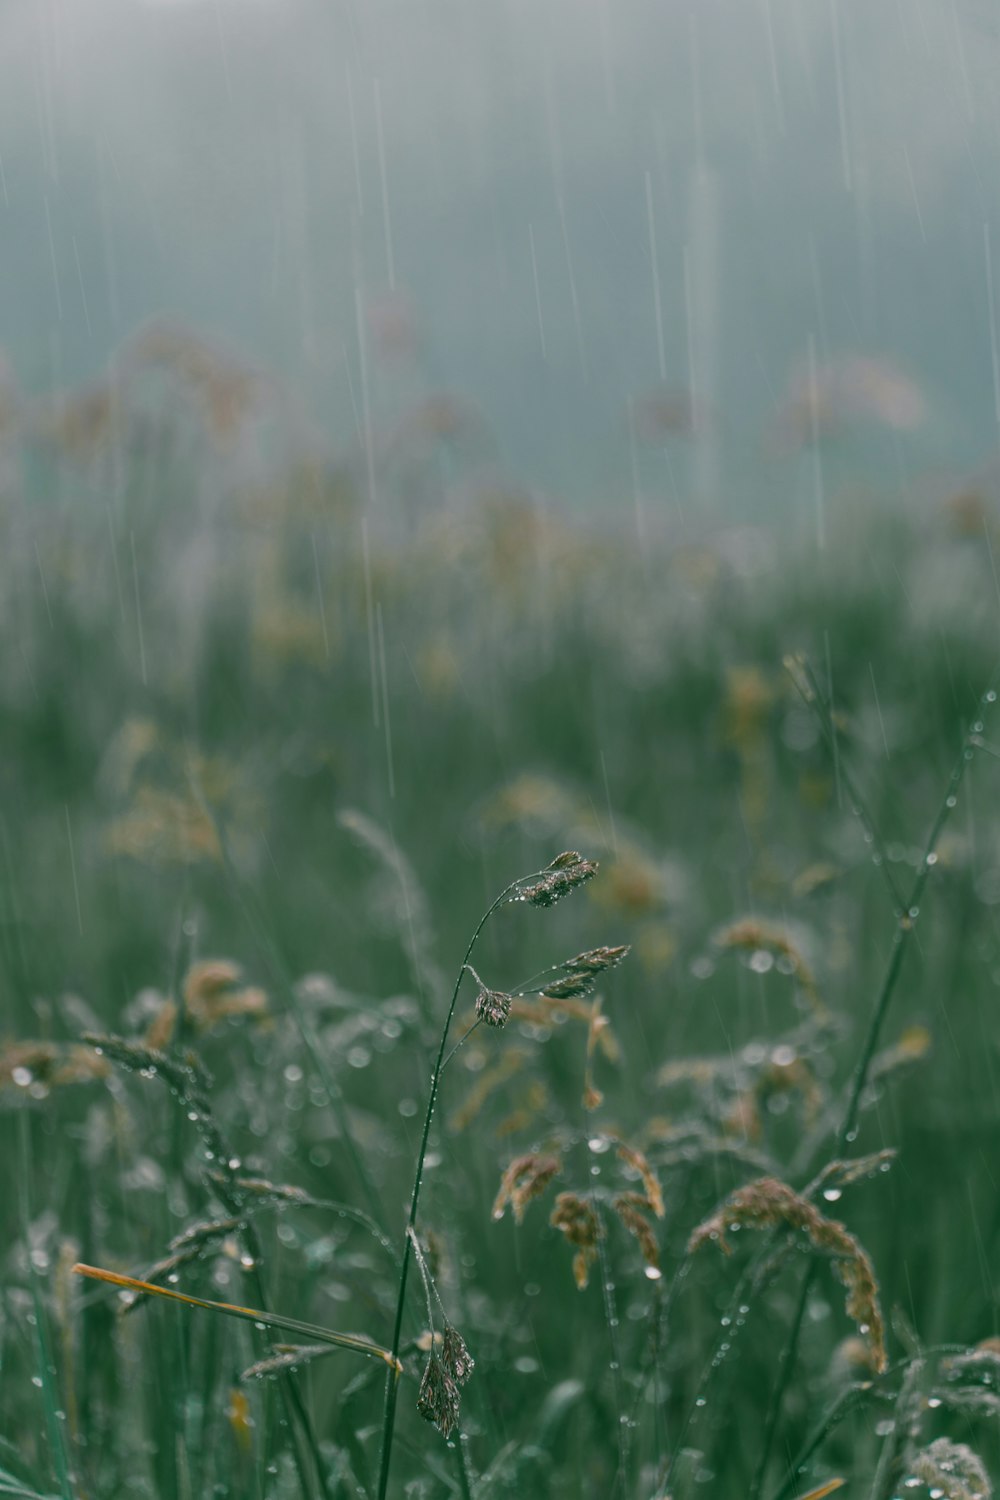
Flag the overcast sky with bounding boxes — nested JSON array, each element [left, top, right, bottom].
[[3, 0, 1000, 510]]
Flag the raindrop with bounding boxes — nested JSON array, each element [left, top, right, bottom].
[[12, 1067, 32, 1087], [823, 1187, 843, 1202], [644, 1265, 662, 1280]]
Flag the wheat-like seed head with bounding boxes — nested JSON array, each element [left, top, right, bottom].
[[689, 1175, 887, 1372]]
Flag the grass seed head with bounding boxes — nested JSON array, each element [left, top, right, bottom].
[[616, 1142, 665, 1219], [550, 1192, 601, 1289], [417, 1352, 461, 1439], [475, 985, 513, 1028], [492, 1153, 562, 1222], [442, 1325, 474, 1386], [910, 1437, 992, 1500], [613, 1193, 661, 1272], [519, 853, 598, 908], [543, 944, 630, 999], [689, 1175, 886, 1372]]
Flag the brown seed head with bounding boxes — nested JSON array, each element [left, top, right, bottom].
[[613, 1193, 661, 1272], [689, 1175, 886, 1372], [475, 986, 513, 1029], [617, 1143, 665, 1219], [492, 1153, 562, 1223], [550, 1192, 601, 1289], [519, 854, 598, 908], [416, 1353, 460, 1439], [442, 1325, 474, 1387]]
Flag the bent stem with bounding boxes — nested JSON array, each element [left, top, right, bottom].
[[747, 677, 997, 1500], [375, 872, 544, 1500]]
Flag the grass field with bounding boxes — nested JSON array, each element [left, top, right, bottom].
[[2, 355, 1000, 1499]]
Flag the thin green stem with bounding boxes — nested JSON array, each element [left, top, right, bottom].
[[787, 656, 905, 913], [375, 875, 530, 1500], [748, 675, 998, 1495]]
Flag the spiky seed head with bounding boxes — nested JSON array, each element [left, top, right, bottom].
[[543, 944, 630, 999], [475, 985, 513, 1028], [550, 1192, 601, 1289], [520, 854, 598, 908], [492, 1153, 561, 1222], [442, 1325, 474, 1386], [910, 1437, 991, 1500], [417, 1352, 460, 1439]]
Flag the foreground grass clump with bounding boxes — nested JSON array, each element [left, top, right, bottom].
[[2, 354, 1000, 1496]]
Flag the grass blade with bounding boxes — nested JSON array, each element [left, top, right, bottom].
[[72, 1263, 401, 1372]]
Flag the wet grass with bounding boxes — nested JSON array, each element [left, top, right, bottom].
[[2, 408, 1000, 1497]]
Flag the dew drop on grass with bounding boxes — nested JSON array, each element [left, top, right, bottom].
[[823, 1187, 842, 1202], [31, 1376, 42, 1388], [644, 1265, 662, 1281]]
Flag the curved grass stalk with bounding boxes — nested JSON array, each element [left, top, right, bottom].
[[72, 1264, 401, 1371], [375, 860, 590, 1500]]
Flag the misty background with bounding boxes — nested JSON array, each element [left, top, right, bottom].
[[3, 0, 1000, 517]]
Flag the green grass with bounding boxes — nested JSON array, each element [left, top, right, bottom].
[[2, 391, 1000, 1498]]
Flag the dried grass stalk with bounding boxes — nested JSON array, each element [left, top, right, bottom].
[[688, 1175, 886, 1372]]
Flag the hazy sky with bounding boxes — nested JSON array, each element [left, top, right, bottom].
[[3, 0, 1000, 509]]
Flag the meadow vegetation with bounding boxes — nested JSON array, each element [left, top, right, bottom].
[[1, 326, 999, 1498]]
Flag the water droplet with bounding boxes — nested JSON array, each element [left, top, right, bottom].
[[946, 794, 958, 808], [644, 1265, 663, 1281], [925, 851, 938, 867], [588, 1136, 610, 1153], [31, 1376, 43, 1388], [12, 1066, 32, 1087], [823, 1187, 843, 1202], [749, 949, 774, 975], [926, 1395, 942, 1408]]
